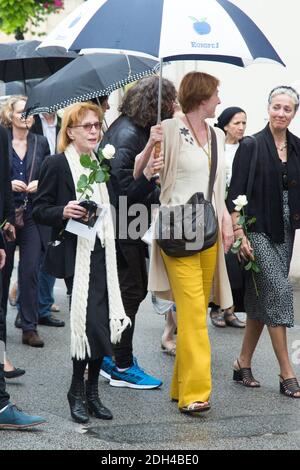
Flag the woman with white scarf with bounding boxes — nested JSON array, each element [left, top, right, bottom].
[[33, 102, 130, 424]]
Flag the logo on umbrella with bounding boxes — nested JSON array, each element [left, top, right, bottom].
[[189, 16, 211, 35]]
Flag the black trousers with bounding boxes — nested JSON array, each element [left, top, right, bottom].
[[0, 271, 9, 409], [1, 212, 42, 333], [114, 243, 148, 368]]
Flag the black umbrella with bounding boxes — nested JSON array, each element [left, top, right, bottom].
[[24, 53, 159, 116], [0, 40, 77, 86]]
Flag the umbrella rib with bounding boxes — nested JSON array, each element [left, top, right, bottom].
[[125, 54, 132, 79]]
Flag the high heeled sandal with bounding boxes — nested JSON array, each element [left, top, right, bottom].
[[233, 359, 260, 388], [279, 375, 300, 398], [180, 401, 211, 414]]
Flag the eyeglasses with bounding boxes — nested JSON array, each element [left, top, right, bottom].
[[70, 121, 102, 132]]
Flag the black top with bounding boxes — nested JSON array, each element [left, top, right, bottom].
[[226, 124, 300, 243], [11, 148, 27, 207]]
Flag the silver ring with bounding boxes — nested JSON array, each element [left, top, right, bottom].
[[9, 229, 13, 232]]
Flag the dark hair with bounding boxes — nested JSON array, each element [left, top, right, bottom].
[[120, 76, 176, 128], [178, 71, 219, 114], [215, 107, 246, 133]]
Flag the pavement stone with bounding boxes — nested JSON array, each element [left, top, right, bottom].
[[0, 273, 300, 450]]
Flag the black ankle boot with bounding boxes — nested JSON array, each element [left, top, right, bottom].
[[85, 380, 113, 420], [67, 379, 89, 424]]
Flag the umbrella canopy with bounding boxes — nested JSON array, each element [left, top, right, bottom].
[[39, 0, 284, 67], [24, 53, 159, 116], [0, 40, 77, 83]]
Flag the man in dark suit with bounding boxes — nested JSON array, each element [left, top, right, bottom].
[[0, 124, 45, 429]]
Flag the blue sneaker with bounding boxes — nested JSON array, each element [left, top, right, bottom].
[[0, 403, 46, 429], [100, 356, 115, 380], [110, 360, 162, 389]]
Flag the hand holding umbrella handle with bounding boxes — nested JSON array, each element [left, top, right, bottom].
[[154, 141, 161, 159]]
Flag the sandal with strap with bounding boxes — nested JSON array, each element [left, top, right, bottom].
[[180, 401, 211, 415], [224, 310, 245, 328], [279, 375, 300, 398], [210, 309, 226, 328], [233, 359, 260, 388]]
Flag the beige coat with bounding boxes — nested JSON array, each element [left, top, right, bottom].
[[148, 117, 233, 309]]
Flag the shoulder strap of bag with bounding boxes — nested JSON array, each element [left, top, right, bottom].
[[208, 126, 218, 202], [27, 134, 38, 185], [246, 135, 258, 202], [23, 135, 38, 208]]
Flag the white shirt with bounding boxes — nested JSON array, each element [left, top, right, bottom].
[[39, 114, 57, 155], [225, 142, 239, 186]]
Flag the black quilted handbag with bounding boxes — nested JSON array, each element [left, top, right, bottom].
[[156, 127, 218, 257]]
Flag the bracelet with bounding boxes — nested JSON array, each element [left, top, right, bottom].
[[233, 224, 242, 230], [233, 227, 243, 232]]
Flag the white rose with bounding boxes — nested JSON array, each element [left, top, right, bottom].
[[233, 195, 248, 211], [102, 144, 115, 160]]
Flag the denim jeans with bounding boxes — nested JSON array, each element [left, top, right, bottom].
[[38, 270, 56, 318]]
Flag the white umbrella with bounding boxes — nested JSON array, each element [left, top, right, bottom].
[[39, 0, 285, 121]]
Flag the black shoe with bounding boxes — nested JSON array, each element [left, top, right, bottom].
[[38, 315, 65, 327], [67, 379, 89, 424], [86, 380, 113, 420], [4, 368, 26, 379], [14, 313, 22, 329]]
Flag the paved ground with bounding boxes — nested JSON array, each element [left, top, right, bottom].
[[1, 275, 300, 450]]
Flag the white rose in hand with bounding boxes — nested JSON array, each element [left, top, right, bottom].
[[102, 144, 115, 160], [233, 195, 248, 212]]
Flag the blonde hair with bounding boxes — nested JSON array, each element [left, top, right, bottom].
[[58, 102, 103, 152], [0, 95, 27, 128]]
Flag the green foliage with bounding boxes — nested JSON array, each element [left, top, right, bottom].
[[76, 150, 111, 201], [0, 0, 64, 38]]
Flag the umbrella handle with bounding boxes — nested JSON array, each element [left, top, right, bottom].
[[154, 142, 161, 159]]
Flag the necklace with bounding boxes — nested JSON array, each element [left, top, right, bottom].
[[275, 140, 287, 152], [185, 114, 211, 167]]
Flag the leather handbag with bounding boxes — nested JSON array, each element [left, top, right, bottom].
[[14, 135, 38, 230], [156, 127, 218, 257]]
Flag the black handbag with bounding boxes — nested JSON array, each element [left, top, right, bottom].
[[156, 127, 218, 257]]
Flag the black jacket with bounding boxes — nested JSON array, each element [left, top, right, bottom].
[[227, 124, 300, 243], [0, 124, 14, 345], [0, 125, 14, 225], [101, 115, 160, 244], [31, 115, 60, 153]]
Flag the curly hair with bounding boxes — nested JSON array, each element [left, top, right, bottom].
[[0, 95, 27, 128], [120, 76, 176, 128]]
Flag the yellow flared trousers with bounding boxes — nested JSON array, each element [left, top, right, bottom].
[[161, 244, 217, 408]]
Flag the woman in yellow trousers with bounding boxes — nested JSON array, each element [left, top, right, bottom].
[[162, 245, 217, 408], [134, 72, 233, 415]]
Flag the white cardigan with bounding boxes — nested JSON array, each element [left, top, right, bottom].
[[148, 117, 233, 309]]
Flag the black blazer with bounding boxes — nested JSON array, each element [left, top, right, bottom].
[[0, 125, 14, 225], [101, 115, 160, 245], [7, 130, 50, 187], [31, 115, 60, 153], [227, 124, 300, 243], [32, 152, 126, 278]]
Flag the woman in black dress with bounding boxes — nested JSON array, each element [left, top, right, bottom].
[[33, 102, 130, 422]]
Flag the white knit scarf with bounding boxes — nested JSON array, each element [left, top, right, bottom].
[[64, 144, 131, 360]]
